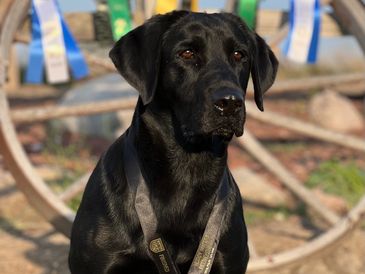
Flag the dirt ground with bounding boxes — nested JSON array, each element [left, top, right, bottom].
[[0, 169, 69, 274], [1, 165, 364, 274]]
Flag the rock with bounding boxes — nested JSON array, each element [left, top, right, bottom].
[[309, 90, 365, 133], [55, 73, 137, 140], [232, 168, 292, 208]]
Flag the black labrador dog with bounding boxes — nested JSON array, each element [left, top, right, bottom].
[[69, 11, 277, 274]]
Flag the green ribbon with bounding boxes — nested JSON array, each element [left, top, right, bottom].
[[237, 0, 258, 30], [107, 0, 132, 41]]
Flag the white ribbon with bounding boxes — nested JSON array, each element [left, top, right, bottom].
[[284, 0, 321, 64], [33, 0, 69, 83]]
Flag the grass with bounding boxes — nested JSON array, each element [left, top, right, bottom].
[[68, 194, 83, 211], [244, 204, 307, 226], [306, 160, 365, 206]]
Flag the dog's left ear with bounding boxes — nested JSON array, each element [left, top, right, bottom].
[[251, 33, 278, 111], [109, 11, 189, 105]]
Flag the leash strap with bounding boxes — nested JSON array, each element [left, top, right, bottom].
[[188, 174, 228, 274], [124, 132, 181, 274], [123, 130, 229, 274]]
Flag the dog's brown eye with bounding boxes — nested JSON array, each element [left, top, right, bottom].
[[179, 49, 195, 60], [232, 51, 245, 62]]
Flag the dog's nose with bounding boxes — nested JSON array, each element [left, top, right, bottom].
[[213, 89, 243, 116]]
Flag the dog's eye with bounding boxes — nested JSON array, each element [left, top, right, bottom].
[[179, 49, 195, 60], [232, 51, 246, 62]]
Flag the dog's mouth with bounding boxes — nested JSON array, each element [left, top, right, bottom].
[[212, 117, 244, 139], [182, 123, 242, 144], [212, 127, 234, 140]]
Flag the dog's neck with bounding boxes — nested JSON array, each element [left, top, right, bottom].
[[130, 101, 228, 202]]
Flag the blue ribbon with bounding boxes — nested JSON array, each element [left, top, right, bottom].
[[26, 0, 89, 84], [26, 2, 44, 84], [282, 0, 295, 59], [307, 0, 321, 63], [60, 17, 89, 80], [283, 0, 321, 64]]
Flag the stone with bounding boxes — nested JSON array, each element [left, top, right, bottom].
[[309, 90, 365, 133], [55, 73, 137, 140], [232, 167, 292, 208]]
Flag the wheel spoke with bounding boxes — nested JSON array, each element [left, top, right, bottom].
[[59, 172, 92, 202], [237, 130, 340, 225]]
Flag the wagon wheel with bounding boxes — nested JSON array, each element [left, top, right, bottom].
[[1, 0, 365, 272]]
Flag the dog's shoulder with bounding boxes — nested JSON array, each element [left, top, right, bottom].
[[76, 132, 130, 219]]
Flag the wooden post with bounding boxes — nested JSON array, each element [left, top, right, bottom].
[[134, 0, 145, 26], [4, 45, 20, 93], [331, 0, 365, 53], [0, 0, 13, 31], [224, 0, 236, 13]]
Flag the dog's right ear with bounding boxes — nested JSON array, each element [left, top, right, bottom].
[[109, 11, 189, 105]]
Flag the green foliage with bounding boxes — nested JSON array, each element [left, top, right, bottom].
[[306, 160, 365, 205], [68, 194, 83, 211]]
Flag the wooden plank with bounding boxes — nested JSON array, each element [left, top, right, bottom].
[[257, 10, 345, 37], [245, 100, 365, 152], [10, 97, 137, 123], [4, 45, 20, 93], [331, 0, 365, 52], [0, 0, 13, 32], [9, 72, 365, 124], [268, 72, 365, 94]]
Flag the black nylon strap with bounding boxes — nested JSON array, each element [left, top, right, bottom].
[[124, 132, 181, 274], [123, 130, 230, 274], [188, 173, 228, 274]]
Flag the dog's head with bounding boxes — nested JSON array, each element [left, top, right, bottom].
[[110, 11, 278, 143]]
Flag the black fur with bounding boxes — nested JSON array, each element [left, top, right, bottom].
[[69, 11, 278, 274]]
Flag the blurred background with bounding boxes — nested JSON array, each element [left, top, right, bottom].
[[0, 0, 364, 273]]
